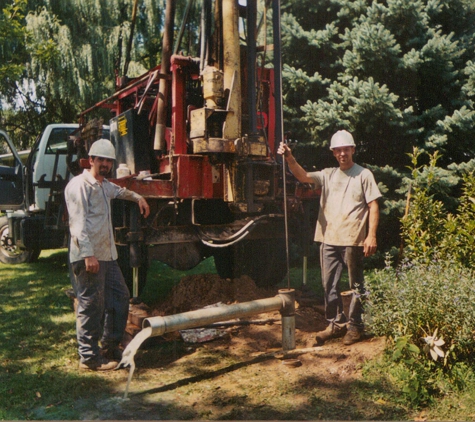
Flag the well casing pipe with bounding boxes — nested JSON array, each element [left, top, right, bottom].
[[143, 289, 295, 344], [279, 289, 296, 351], [119, 289, 296, 398]]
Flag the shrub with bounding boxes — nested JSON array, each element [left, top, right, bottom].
[[366, 260, 475, 362], [400, 148, 475, 266], [365, 260, 475, 406], [363, 148, 475, 406]]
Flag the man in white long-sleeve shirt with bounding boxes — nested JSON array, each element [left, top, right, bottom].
[[65, 139, 149, 371]]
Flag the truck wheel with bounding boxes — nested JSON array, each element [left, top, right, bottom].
[[214, 239, 287, 288], [27, 248, 41, 263], [0, 216, 41, 264]]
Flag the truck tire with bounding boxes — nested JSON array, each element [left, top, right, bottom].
[[0, 216, 41, 264], [214, 238, 287, 288]]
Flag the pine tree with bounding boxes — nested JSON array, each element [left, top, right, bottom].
[[280, 0, 475, 254]]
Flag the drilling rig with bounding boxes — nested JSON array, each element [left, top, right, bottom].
[[68, 0, 317, 292]]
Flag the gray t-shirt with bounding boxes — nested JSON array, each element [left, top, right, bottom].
[[309, 163, 382, 246]]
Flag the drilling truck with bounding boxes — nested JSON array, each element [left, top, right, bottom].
[[0, 0, 317, 292]]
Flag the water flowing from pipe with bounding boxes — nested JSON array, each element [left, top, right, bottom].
[[118, 326, 153, 398]]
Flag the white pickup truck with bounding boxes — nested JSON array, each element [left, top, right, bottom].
[[0, 124, 97, 263]]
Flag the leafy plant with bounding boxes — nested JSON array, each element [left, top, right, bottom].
[[400, 148, 458, 264], [388, 336, 432, 405], [400, 148, 475, 268], [364, 148, 475, 407], [366, 259, 475, 363]]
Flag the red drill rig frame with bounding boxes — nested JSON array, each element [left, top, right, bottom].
[[70, 0, 317, 293]]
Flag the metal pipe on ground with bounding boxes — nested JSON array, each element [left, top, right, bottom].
[[118, 289, 295, 398]]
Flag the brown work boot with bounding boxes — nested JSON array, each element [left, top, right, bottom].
[[343, 325, 364, 345], [79, 356, 118, 371], [315, 322, 347, 345], [100, 345, 123, 361]]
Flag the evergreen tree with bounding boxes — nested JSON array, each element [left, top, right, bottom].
[[2, 0, 475, 255], [280, 0, 475, 255]]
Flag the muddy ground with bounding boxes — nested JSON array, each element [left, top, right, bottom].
[[79, 274, 390, 420]]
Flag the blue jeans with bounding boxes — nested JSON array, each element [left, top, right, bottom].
[[71, 260, 130, 363], [320, 243, 365, 328]]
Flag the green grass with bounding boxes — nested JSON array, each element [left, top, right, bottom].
[[3, 249, 475, 420], [0, 248, 333, 419], [0, 250, 102, 419]]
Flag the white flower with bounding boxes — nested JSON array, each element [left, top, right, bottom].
[[422, 328, 445, 361]]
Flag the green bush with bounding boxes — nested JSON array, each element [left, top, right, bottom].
[[366, 260, 475, 361], [400, 148, 475, 266], [365, 260, 475, 406], [363, 148, 475, 406]]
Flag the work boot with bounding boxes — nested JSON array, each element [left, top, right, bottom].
[[343, 325, 364, 345], [100, 345, 123, 361], [315, 322, 347, 345], [79, 356, 118, 371]]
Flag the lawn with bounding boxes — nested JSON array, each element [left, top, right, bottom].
[[3, 249, 475, 420]]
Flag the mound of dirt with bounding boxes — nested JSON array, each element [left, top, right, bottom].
[[142, 273, 338, 342], [150, 274, 271, 315], [114, 273, 387, 421]]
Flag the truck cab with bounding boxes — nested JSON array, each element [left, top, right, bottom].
[[29, 124, 80, 211], [0, 130, 26, 212], [0, 124, 108, 264]]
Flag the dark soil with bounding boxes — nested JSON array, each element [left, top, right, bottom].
[[85, 274, 388, 420], [150, 274, 271, 315]]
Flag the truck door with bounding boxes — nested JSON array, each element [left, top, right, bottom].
[[0, 130, 25, 210]]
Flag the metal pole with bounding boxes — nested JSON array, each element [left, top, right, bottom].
[[174, 0, 195, 55], [302, 256, 308, 286], [302, 200, 311, 286], [129, 203, 141, 298], [272, 0, 283, 157], [247, 0, 258, 138], [120, 289, 296, 397], [154, 0, 175, 152], [279, 289, 295, 351], [273, 0, 291, 289], [144, 294, 286, 336], [282, 316, 295, 351]]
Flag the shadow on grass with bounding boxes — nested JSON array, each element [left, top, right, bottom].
[[1, 249, 403, 420], [111, 350, 408, 420], [99, 326, 408, 420], [134, 355, 274, 396], [2, 370, 120, 420]]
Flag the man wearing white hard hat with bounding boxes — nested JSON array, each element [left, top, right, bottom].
[[278, 130, 381, 345], [65, 139, 150, 371]]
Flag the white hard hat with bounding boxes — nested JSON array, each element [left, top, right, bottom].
[[330, 130, 356, 150], [88, 139, 116, 160]]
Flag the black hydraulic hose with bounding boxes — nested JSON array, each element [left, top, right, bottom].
[[196, 214, 281, 244], [200, 230, 251, 248]]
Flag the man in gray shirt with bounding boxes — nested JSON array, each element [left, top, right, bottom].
[[65, 139, 150, 371], [278, 130, 381, 345]]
